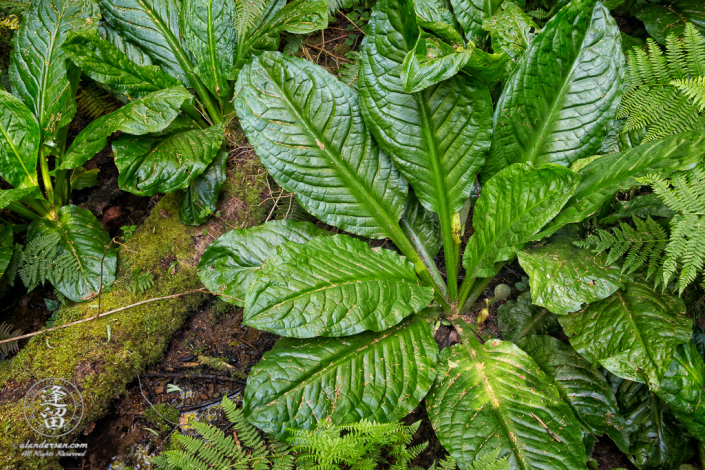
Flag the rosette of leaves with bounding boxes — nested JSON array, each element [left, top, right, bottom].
[[195, 0, 705, 466], [59, 0, 329, 225]]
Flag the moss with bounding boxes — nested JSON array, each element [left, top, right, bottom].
[[0, 159, 268, 468], [144, 404, 180, 434]]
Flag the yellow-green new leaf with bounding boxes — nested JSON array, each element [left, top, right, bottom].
[[427, 333, 587, 469], [245, 235, 434, 338], [244, 315, 438, 438], [560, 280, 692, 385]]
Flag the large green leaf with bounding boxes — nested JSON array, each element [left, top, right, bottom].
[[0, 224, 14, 279], [482, 1, 537, 72], [426, 332, 586, 469], [9, 0, 99, 137], [244, 315, 438, 437], [114, 120, 223, 196], [64, 29, 181, 98], [449, 0, 502, 44], [560, 280, 691, 385], [0, 187, 40, 211], [99, 22, 155, 67], [496, 292, 560, 342], [462, 163, 579, 278], [198, 220, 329, 307], [653, 341, 705, 441], [401, 34, 473, 93], [98, 0, 191, 86], [517, 335, 630, 452], [359, 0, 493, 216], [0, 90, 39, 189], [600, 194, 675, 225], [179, 150, 227, 226], [234, 52, 407, 239], [608, 373, 693, 469], [28, 205, 117, 302], [632, 0, 705, 45], [536, 131, 705, 239], [59, 87, 192, 171], [245, 235, 434, 338], [482, 0, 624, 181], [181, 0, 235, 101], [517, 230, 624, 315]]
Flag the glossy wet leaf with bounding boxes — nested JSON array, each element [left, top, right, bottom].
[[536, 131, 705, 239], [0, 224, 13, 279], [244, 315, 438, 437], [560, 280, 691, 385], [401, 34, 473, 93], [427, 333, 587, 469], [412, 0, 463, 44], [653, 341, 705, 441], [9, 0, 99, 137], [496, 293, 560, 342], [449, 0, 502, 44], [99, 0, 191, 85], [600, 194, 675, 225], [179, 150, 227, 226], [517, 335, 630, 452], [182, 0, 236, 100], [114, 120, 223, 196], [359, 0, 493, 215], [234, 52, 407, 239], [28, 205, 117, 302], [100, 22, 155, 67], [462, 163, 579, 278], [198, 220, 329, 307], [0, 90, 39, 188], [482, 1, 537, 72], [60, 87, 192, 171], [245, 235, 434, 338], [609, 373, 692, 469], [64, 29, 181, 98], [632, 0, 705, 45], [517, 230, 624, 315], [483, 0, 624, 181]]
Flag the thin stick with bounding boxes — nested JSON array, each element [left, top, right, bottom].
[[304, 43, 351, 62], [0, 288, 208, 346], [337, 9, 365, 35], [265, 190, 284, 222]]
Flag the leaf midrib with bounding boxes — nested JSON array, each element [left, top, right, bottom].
[[0, 115, 34, 184]]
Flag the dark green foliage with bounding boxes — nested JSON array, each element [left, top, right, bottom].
[[127, 268, 155, 294], [618, 23, 705, 142], [76, 81, 120, 119], [152, 396, 294, 470], [144, 404, 180, 433]]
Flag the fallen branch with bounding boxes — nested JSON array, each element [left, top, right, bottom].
[[0, 288, 209, 345]]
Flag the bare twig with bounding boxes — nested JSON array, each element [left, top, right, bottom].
[[337, 9, 365, 35], [0, 288, 208, 345], [305, 43, 351, 62]]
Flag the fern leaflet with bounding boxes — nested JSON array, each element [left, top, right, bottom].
[[0, 322, 21, 358], [16, 233, 82, 292]]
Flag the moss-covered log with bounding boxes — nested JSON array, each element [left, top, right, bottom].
[[0, 157, 267, 468]]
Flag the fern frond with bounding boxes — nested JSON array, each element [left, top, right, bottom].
[[671, 76, 705, 112], [0, 0, 29, 15], [76, 82, 120, 119], [17, 233, 82, 292], [0, 321, 21, 357], [618, 23, 705, 142], [283, 33, 305, 56], [337, 52, 360, 90], [526, 8, 548, 20], [466, 448, 510, 470], [235, 0, 268, 40]]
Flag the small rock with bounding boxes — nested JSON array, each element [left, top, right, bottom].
[[199, 392, 208, 401], [160, 209, 170, 218], [153, 386, 164, 394], [207, 383, 215, 395], [210, 391, 220, 399]]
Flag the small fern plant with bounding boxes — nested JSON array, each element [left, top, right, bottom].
[[7, 233, 82, 292], [577, 165, 705, 294], [152, 396, 294, 470], [618, 23, 705, 142]]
